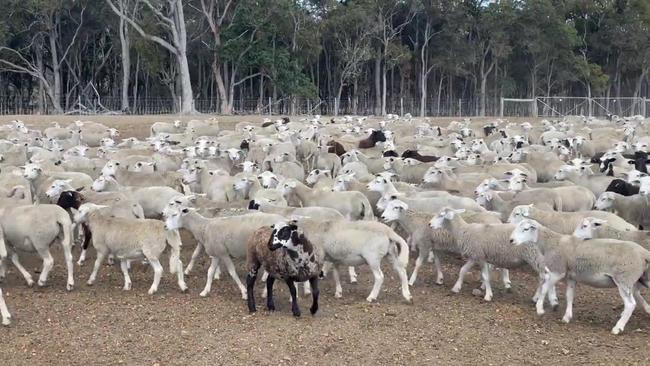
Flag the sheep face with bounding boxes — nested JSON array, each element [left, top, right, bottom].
[[279, 180, 297, 196], [509, 219, 540, 246], [595, 193, 616, 211], [422, 168, 443, 184], [73, 203, 108, 224], [225, 148, 244, 162], [240, 161, 258, 173], [91, 175, 115, 192], [380, 200, 408, 223], [429, 207, 465, 229], [181, 167, 200, 185], [366, 177, 388, 192], [508, 177, 527, 192], [270, 222, 300, 251], [163, 206, 193, 231], [21, 163, 43, 180], [46, 179, 74, 199], [101, 160, 121, 176], [507, 205, 534, 224], [573, 217, 606, 239], [257, 171, 279, 189], [233, 177, 254, 193]]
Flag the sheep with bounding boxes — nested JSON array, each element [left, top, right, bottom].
[[429, 207, 554, 304], [151, 120, 184, 136], [508, 204, 637, 234], [326, 140, 346, 156], [305, 169, 334, 190], [295, 217, 412, 302], [510, 218, 650, 334], [553, 164, 614, 197], [280, 179, 374, 220], [595, 192, 650, 229], [605, 178, 640, 196], [73, 203, 187, 294], [100, 160, 184, 191], [401, 150, 438, 162], [507, 177, 596, 212], [422, 167, 491, 197], [573, 217, 650, 250], [163, 206, 285, 298], [384, 157, 436, 184], [380, 199, 501, 286], [342, 149, 385, 174], [377, 193, 485, 215], [0, 204, 74, 290], [248, 199, 344, 221], [246, 222, 324, 317], [313, 147, 341, 177], [358, 130, 386, 149], [22, 162, 93, 203]]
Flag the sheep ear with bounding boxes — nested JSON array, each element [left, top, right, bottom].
[[76, 186, 85, 192]]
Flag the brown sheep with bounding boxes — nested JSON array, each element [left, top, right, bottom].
[[326, 140, 346, 156], [246, 222, 323, 317], [358, 130, 387, 149]]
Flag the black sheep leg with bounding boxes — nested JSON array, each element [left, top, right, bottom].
[[266, 276, 276, 311], [285, 279, 301, 317], [246, 265, 260, 313], [309, 277, 320, 315]]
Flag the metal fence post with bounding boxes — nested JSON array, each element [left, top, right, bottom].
[[642, 97, 647, 118], [500, 97, 504, 117], [400, 97, 404, 116], [334, 97, 339, 117], [268, 97, 272, 116]]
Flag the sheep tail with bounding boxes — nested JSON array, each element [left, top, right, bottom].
[[361, 199, 374, 221], [388, 229, 409, 268], [166, 230, 182, 274]]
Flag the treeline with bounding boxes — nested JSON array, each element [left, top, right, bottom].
[[0, 0, 648, 115]]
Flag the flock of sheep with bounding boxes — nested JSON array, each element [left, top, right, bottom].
[[1, 113, 650, 334]]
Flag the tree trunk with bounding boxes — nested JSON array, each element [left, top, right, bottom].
[[374, 52, 381, 115], [118, 0, 130, 113]]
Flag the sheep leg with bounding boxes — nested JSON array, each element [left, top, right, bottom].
[[61, 244, 75, 291], [246, 263, 260, 313], [184, 243, 204, 275], [562, 279, 576, 323], [147, 258, 163, 295], [77, 249, 87, 266], [427, 250, 435, 263], [10, 253, 33, 287], [87, 252, 106, 286], [536, 271, 564, 316], [332, 266, 343, 298], [213, 260, 221, 280], [303, 280, 312, 296], [433, 254, 444, 285], [321, 261, 332, 278], [285, 279, 301, 317], [222, 256, 247, 300], [500, 269, 512, 292], [0, 260, 5, 281], [107, 255, 115, 266], [309, 277, 320, 315], [348, 266, 358, 283], [480, 263, 493, 301], [408, 253, 425, 286], [266, 277, 276, 311], [261, 271, 269, 282], [633, 284, 650, 314], [200, 257, 219, 297], [36, 248, 54, 287], [175, 260, 188, 292], [612, 284, 636, 335], [366, 260, 385, 302], [452, 260, 476, 294], [388, 252, 412, 302], [0, 288, 10, 326], [120, 260, 132, 291]]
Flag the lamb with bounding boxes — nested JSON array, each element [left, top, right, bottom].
[[510, 219, 650, 334], [595, 192, 650, 229], [246, 222, 324, 317], [295, 216, 412, 302], [73, 203, 187, 294], [380, 199, 501, 286], [573, 217, 650, 250], [280, 179, 374, 220], [508, 204, 637, 234], [163, 206, 285, 298], [248, 199, 344, 221], [0, 204, 74, 290]]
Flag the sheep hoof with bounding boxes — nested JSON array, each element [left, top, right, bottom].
[[292, 310, 301, 317], [483, 295, 492, 302], [267, 304, 276, 312], [611, 326, 623, 335], [551, 303, 559, 312], [26, 279, 34, 287], [183, 269, 191, 276], [199, 291, 209, 298], [66, 283, 74, 291], [179, 284, 188, 292], [366, 296, 376, 303], [241, 293, 248, 300], [451, 285, 461, 294], [310, 305, 318, 315], [1, 317, 10, 326], [86, 280, 94, 286], [37, 280, 46, 287], [561, 316, 571, 323], [334, 291, 342, 299], [147, 288, 157, 295], [504, 287, 513, 293], [435, 279, 444, 286], [76, 260, 84, 266], [123, 285, 131, 291], [349, 278, 357, 284], [536, 309, 545, 316]]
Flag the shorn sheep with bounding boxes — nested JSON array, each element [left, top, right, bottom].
[[74, 203, 187, 294], [246, 222, 324, 317], [0, 232, 10, 326], [510, 219, 650, 335]]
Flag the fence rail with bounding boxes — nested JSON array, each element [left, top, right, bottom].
[[501, 97, 648, 118]]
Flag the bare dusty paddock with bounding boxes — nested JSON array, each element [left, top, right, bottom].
[[1, 115, 650, 365]]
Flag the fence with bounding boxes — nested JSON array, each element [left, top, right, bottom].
[[501, 97, 648, 118], [0, 95, 494, 117]]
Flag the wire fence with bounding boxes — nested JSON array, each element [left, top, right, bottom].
[[501, 97, 648, 118], [0, 95, 497, 117]]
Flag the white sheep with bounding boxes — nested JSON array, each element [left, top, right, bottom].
[[74, 203, 187, 294], [508, 204, 637, 234], [510, 219, 650, 334], [595, 192, 650, 229]]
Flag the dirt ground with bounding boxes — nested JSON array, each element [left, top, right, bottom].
[[1, 114, 650, 366]]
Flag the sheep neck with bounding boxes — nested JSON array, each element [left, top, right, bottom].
[[182, 211, 211, 243], [533, 226, 566, 255], [398, 211, 427, 235]]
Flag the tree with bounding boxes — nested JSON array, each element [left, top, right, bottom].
[[106, 0, 195, 114]]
